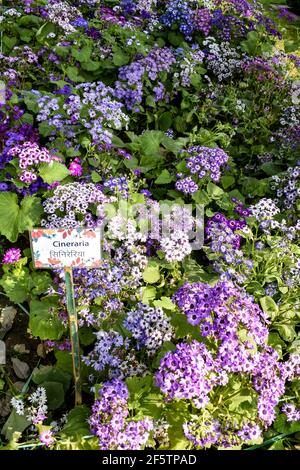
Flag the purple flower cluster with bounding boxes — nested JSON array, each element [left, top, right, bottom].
[[104, 176, 129, 197], [204, 212, 253, 282], [155, 341, 218, 409], [89, 379, 153, 450], [160, 0, 194, 37], [272, 165, 300, 210], [124, 303, 174, 355], [114, 48, 176, 111], [82, 330, 127, 373], [168, 280, 297, 428], [176, 146, 229, 195], [7, 141, 59, 184], [194, 8, 212, 36], [55, 246, 145, 327], [282, 403, 300, 422], [173, 280, 269, 347], [175, 176, 198, 195], [183, 415, 262, 449], [37, 82, 129, 147]]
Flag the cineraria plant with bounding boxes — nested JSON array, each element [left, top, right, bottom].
[[0, 0, 300, 453]]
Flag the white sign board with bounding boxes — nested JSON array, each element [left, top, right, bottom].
[[30, 228, 101, 269]]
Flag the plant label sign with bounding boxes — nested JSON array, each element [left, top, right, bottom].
[[30, 227, 102, 269]]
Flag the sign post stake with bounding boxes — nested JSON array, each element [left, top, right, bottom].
[[30, 227, 102, 406], [64, 267, 82, 406]]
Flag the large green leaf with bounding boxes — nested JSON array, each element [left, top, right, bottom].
[[260, 296, 279, 320], [39, 161, 69, 185], [155, 170, 174, 185], [42, 382, 65, 410], [32, 365, 71, 392], [1, 410, 31, 441], [29, 298, 65, 340], [0, 193, 43, 242], [61, 406, 90, 437], [142, 265, 160, 284]]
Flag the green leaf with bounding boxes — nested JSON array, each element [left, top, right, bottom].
[[153, 297, 175, 311], [65, 66, 86, 83], [139, 131, 164, 157], [155, 170, 174, 185], [24, 92, 39, 113], [32, 365, 71, 393], [39, 161, 69, 184], [0, 193, 43, 242], [158, 112, 173, 131], [168, 31, 185, 46], [29, 298, 65, 340], [30, 272, 53, 296], [38, 121, 55, 137], [42, 382, 65, 410], [207, 182, 224, 198], [113, 51, 130, 66], [142, 266, 160, 284], [192, 190, 211, 206], [228, 388, 254, 411], [1, 410, 31, 441], [0, 265, 29, 303], [79, 327, 95, 346], [36, 22, 56, 43], [260, 296, 279, 320], [277, 325, 296, 342], [221, 175, 235, 189], [54, 350, 73, 374], [141, 286, 157, 304], [72, 46, 92, 63], [61, 406, 90, 437], [91, 171, 101, 183]]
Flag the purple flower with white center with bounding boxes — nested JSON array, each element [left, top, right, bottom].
[[124, 303, 174, 355], [175, 176, 198, 195], [156, 340, 216, 408], [183, 146, 229, 182], [89, 379, 153, 450], [3, 248, 22, 264], [41, 182, 111, 229], [82, 330, 128, 373], [282, 404, 300, 422]]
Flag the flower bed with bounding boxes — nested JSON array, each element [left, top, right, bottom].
[[0, 0, 299, 451]]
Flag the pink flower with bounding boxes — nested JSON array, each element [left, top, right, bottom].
[[69, 161, 83, 177], [2, 248, 21, 264], [39, 430, 54, 447]]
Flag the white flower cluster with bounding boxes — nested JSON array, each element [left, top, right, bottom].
[[249, 198, 280, 222], [4, 9, 22, 17], [107, 215, 148, 247], [203, 37, 244, 81], [45, 2, 80, 34], [11, 387, 48, 425], [42, 182, 110, 228], [160, 230, 192, 262]]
